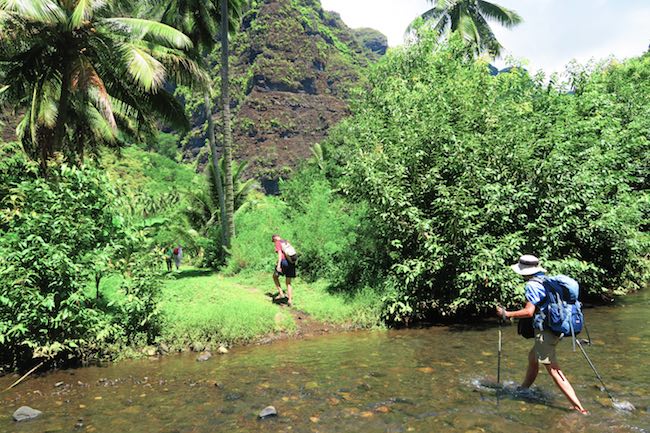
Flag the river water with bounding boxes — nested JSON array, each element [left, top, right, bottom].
[[2, 291, 649, 433]]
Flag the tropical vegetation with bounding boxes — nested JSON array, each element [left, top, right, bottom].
[[0, 0, 204, 174], [0, 0, 648, 374]]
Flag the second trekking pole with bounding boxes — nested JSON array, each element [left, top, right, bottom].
[[497, 321, 502, 384]]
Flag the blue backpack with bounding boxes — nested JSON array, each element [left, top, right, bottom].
[[533, 275, 584, 348]]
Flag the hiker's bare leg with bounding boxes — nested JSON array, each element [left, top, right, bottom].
[[545, 363, 586, 413], [521, 347, 539, 388], [286, 277, 293, 306], [273, 274, 284, 297]]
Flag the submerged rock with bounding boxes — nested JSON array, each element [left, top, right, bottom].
[[258, 406, 277, 419], [196, 351, 212, 362], [13, 406, 42, 422]]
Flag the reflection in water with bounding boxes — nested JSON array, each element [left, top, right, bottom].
[[1, 292, 649, 433]]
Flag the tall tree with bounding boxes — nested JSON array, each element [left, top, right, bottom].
[[409, 0, 522, 57], [0, 0, 204, 174], [157, 0, 243, 249], [220, 0, 235, 245]]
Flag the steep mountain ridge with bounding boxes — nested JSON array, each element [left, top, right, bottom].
[[182, 0, 387, 178]]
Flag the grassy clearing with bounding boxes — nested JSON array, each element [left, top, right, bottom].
[[159, 269, 295, 348], [95, 267, 382, 350], [233, 273, 382, 327]]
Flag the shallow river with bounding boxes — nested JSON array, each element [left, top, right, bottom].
[[2, 291, 649, 433]]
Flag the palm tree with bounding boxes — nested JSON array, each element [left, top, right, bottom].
[[219, 0, 236, 247], [0, 0, 205, 174], [410, 0, 522, 57], [185, 157, 254, 237], [156, 0, 243, 249]]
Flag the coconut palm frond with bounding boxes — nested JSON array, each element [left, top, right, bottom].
[[70, 0, 107, 29], [458, 11, 481, 47], [140, 42, 209, 87], [474, 12, 502, 56], [103, 17, 193, 50], [412, 0, 520, 58], [70, 55, 116, 127], [476, 0, 522, 28], [85, 102, 117, 142], [406, 4, 447, 35], [118, 42, 166, 91], [0, 0, 65, 24]]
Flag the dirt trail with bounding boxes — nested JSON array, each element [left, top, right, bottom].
[[255, 292, 353, 345]]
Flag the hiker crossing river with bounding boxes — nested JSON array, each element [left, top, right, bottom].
[[496, 255, 587, 414], [2, 288, 648, 432]]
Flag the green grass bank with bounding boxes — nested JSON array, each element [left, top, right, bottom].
[[98, 267, 382, 352]]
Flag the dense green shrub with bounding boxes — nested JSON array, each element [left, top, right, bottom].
[[111, 254, 164, 345], [222, 165, 365, 284], [224, 195, 293, 274], [0, 164, 124, 368], [0, 159, 163, 370], [328, 33, 649, 322]]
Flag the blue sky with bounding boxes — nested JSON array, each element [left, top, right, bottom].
[[320, 0, 650, 75]]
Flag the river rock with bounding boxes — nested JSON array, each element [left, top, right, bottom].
[[142, 346, 158, 357], [54, 381, 65, 388], [190, 342, 205, 352], [12, 406, 42, 422], [258, 406, 277, 419], [217, 345, 229, 354], [196, 351, 212, 362]]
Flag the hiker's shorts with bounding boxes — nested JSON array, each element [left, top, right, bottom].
[[273, 259, 296, 278], [533, 329, 559, 365]]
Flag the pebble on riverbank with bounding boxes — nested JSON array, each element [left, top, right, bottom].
[[12, 406, 42, 422]]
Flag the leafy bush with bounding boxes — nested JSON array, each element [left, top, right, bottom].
[[0, 164, 124, 368], [221, 164, 365, 284], [0, 159, 164, 370], [328, 33, 649, 322], [111, 254, 164, 345]]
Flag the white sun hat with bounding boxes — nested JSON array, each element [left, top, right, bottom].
[[511, 254, 547, 276]]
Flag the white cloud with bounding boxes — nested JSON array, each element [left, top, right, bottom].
[[320, 0, 650, 75]]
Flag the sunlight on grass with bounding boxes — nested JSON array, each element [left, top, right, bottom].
[[159, 269, 295, 347]]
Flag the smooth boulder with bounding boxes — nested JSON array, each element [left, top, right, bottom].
[[196, 351, 212, 362], [258, 406, 277, 419], [13, 406, 42, 422]]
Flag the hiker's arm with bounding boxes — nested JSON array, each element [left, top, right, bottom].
[[496, 302, 535, 319], [276, 250, 283, 270]]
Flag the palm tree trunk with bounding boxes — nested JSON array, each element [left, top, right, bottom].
[[51, 61, 71, 175], [220, 0, 235, 246], [204, 90, 227, 249]]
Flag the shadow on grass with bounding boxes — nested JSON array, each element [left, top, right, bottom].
[[170, 269, 215, 279], [265, 291, 289, 305]]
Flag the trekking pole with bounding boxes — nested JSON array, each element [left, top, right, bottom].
[[496, 306, 507, 396], [575, 339, 615, 402], [497, 318, 502, 384], [583, 322, 592, 346]]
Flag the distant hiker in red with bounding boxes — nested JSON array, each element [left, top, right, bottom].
[[271, 234, 297, 307], [173, 244, 183, 271]]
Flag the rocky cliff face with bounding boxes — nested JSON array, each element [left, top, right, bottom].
[[182, 0, 387, 178]]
